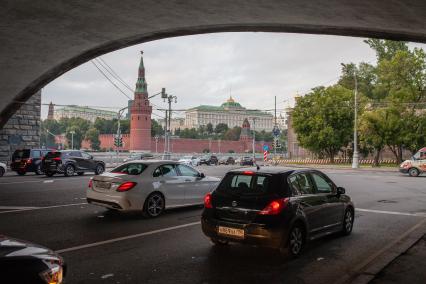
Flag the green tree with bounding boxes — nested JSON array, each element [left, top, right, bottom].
[[151, 119, 164, 136], [214, 123, 228, 134], [292, 85, 354, 162], [40, 119, 62, 148], [206, 123, 214, 134], [65, 118, 90, 149], [223, 126, 241, 141], [85, 127, 101, 150]]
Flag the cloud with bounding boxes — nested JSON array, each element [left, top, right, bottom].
[[42, 32, 425, 119]]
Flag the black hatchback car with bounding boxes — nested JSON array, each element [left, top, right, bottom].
[[42, 150, 105, 177], [199, 155, 219, 165], [10, 149, 50, 175], [202, 167, 354, 257]]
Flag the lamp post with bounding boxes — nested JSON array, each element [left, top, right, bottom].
[[251, 117, 257, 162], [69, 130, 75, 150]]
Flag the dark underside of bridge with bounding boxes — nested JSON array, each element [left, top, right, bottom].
[[1, 0, 425, 127]]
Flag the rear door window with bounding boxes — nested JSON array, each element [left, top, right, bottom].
[[288, 173, 315, 195], [111, 163, 147, 175], [153, 164, 178, 178], [176, 164, 199, 177], [31, 150, 41, 158], [311, 172, 334, 194]]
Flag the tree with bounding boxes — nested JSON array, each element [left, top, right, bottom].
[[223, 126, 241, 141], [292, 85, 354, 162], [40, 119, 62, 148], [214, 123, 228, 134], [64, 118, 90, 149], [85, 127, 100, 150], [151, 119, 164, 136], [206, 123, 214, 134]]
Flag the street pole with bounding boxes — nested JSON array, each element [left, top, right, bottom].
[[70, 130, 75, 150], [274, 96, 277, 159], [252, 118, 256, 162], [352, 69, 359, 168]]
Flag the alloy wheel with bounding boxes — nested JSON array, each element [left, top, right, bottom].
[[409, 168, 419, 177], [65, 165, 74, 176], [95, 165, 104, 175], [289, 227, 303, 256], [146, 194, 164, 217], [344, 210, 353, 233]]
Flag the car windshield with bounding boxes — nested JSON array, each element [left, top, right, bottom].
[[111, 163, 147, 175], [12, 149, 31, 160], [217, 173, 276, 196]]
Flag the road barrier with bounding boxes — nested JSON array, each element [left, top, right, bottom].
[[273, 158, 397, 165]]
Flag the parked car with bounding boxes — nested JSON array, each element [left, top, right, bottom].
[[178, 155, 200, 166], [399, 147, 426, 177], [201, 167, 354, 258], [123, 152, 155, 162], [218, 156, 235, 165], [42, 150, 105, 177], [86, 160, 220, 217], [199, 155, 219, 165], [10, 149, 50, 175], [0, 162, 6, 177], [240, 156, 254, 166], [0, 235, 66, 283]]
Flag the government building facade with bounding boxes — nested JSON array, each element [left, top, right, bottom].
[[185, 96, 273, 131]]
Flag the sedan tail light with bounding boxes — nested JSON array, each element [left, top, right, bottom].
[[26, 158, 33, 164], [53, 157, 61, 161], [204, 193, 213, 209], [88, 179, 93, 189], [116, 182, 137, 192], [258, 198, 290, 215]]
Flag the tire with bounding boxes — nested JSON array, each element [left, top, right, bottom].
[[408, 167, 420, 177], [341, 208, 354, 236], [211, 237, 229, 246], [143, 193, 165, 218], [94, 164, 104, 175], [281, 224, 305, 258], [64, 164, 75, 177], [45, 171, 55, 177], [35, 164, 43, 175], [77, 172, 84, 176], [0, 167, 4, 177], [17, 170, 26, 176]]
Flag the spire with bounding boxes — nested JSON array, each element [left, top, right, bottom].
[[135, 51, 147, 94]]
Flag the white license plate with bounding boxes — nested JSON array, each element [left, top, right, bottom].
[[44, 159, 51, 163], [218, 226, 244, 238], [96, 181, 111, 189]]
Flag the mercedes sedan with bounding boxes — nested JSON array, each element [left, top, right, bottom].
[[87, 160, 220, 217]]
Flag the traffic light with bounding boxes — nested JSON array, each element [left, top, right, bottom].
[[114, 135, 123, 147]]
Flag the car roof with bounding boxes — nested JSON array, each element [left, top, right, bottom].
[[229, 166, 321, 175], [121, 160, 177, 165]]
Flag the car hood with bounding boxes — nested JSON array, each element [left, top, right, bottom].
[[0, 235, 58, 259]]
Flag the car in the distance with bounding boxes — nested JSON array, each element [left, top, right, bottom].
[[239, 156, 254, 166], [123, 152, 154, 162], [399, 147, 426, 177], [218, 156, 235, 165], [178, 155, 200, 166], [0, 162, 6, 177], [201, 167, 354, 258], [199, 155, 219, 166], [42, 150, 105, 177], [87, 160, 220, 217], [0, 235, 66, 283], [10, 149, 50, 175]]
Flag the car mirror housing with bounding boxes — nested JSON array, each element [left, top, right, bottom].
[[337, 187, 345, 195]]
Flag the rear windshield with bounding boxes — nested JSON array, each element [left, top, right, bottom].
[[217, 173, 278, 196], [12, 150, 30, 160], [111, 163, 147, 175], [44, 152, 62, 159]]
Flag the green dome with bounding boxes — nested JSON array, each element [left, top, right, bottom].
[[221, 96, 243, 109]]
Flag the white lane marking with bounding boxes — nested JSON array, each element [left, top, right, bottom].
[[43, 180, 54, 183], [357, 208, 426, 217], [55, 221, 201, 254], [0, 202, 87, 214], [0, 180, 43, 185], [0, 206, 38, 210], [0, 176, 90, 186]]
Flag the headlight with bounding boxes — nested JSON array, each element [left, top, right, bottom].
[[40, 265, 63, 284]]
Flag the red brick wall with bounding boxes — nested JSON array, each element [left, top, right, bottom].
[[84, 134, 270, 153]]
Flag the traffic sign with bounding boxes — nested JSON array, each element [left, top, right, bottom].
[[272, 125, 280, 137], [263, 144, 269, 151]]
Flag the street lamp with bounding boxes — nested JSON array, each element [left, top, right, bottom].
[[69, 130, 75, 150], [341, 63, 359, 168], [250, 117, 257, 162]]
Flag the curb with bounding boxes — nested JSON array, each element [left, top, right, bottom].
[[268, 163, 399, 173], [339, 218, 426, 284]]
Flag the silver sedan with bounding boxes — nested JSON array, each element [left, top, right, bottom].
[[86, 160, 220, 217]]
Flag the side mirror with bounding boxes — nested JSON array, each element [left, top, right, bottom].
[[199, 172, 205, 178], [337, 187, 345, 195], [90, 155, 94, 160]]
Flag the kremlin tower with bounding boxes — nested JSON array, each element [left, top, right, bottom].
[[129, 52, 152, 151]]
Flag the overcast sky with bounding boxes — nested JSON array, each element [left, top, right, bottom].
[[41, 32, 425, 120]]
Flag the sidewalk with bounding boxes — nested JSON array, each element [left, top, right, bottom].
[[370, 234, 426, 284]]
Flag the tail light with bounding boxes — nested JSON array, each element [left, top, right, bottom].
[[53, 157, 61, 161], [204, 193, 213, 209], [116, 182, 137, 192], [258, 198, 290, 215], [26, 158, 33, 164], [88, 179, 93, 189], [242, 171, 255, 175]]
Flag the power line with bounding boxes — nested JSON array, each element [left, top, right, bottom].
[[90, 60, 132, 100], [96, 58, 134, 93]]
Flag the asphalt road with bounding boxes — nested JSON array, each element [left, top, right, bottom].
[[0, 165, 425, 284]]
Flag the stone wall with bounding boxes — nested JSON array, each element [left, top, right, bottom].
[[0, 91, 41, 164]]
